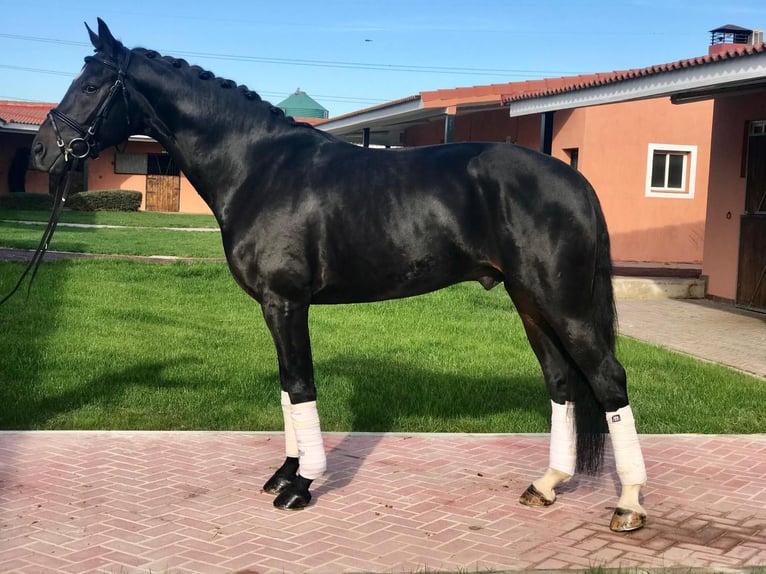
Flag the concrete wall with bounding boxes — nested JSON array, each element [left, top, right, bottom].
[[702, 92, 766, 300], [556, 98, 714, 264], [402, 98, 714, 265], [404, 109, 540, 148], [0, 132, 47, 195], [0, 134, 212, 215], [80, 142, 212, 215]]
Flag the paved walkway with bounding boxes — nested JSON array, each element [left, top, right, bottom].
[[617, 298, 766, 379], [1, 431, 765, 574]]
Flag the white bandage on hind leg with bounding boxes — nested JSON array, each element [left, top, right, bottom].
[[291, 400, 327, 480], [549, 400, 576, 477], [606, 405, 647, 486], [281, 391, 299, 459]]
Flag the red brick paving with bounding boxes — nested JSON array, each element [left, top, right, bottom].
[[1, 431, 765, 573]]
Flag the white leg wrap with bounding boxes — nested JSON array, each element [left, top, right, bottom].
[[281, 391, 299, 459], [607, 405, 647, 486], [291, 401, 326, 480], [549, 400, 576, 476]]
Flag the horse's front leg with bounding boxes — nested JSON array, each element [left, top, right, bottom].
[[260, 295, 326, 510]]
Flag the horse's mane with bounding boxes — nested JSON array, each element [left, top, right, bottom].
[[129, 46, 323, 132]]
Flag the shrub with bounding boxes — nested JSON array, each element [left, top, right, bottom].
[[66, 190, 142, 211], [0, 192, 53, 210]]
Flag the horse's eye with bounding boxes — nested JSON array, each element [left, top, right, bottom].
[[83, 84, 98, 95]]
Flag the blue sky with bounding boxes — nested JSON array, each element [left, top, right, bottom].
[[2, 0, 765, 117]]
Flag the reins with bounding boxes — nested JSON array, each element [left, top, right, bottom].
[[0, 51, 132, 307], [0, 166, 78, 307]]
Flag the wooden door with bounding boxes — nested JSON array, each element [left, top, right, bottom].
[[736, 133, 766, 312], [145, 174, 180, 212]]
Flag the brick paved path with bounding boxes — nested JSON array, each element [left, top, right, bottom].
[[1, 431, 764, 573], [616, 298, 766, 379]]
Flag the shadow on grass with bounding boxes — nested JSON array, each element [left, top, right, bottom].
[[312, 353, 548, 500], [3, 358, 196, 429]]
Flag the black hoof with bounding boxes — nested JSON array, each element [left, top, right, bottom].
[[274, 488, 311, 510], [262, 474, 295, 495], [273, 475, 313, 510], [262, 456, 300, 495]]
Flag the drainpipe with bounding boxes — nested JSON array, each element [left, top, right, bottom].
[[362, 127, 370, 148], [444, 106, 456, 144], [540, 111, 554, 155]]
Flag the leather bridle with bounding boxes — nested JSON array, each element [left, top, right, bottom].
[[48, 50, 132, 163], [0, 50, 134, 308]]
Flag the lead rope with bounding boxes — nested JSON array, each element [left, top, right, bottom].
[[0, 162, 76, 307]]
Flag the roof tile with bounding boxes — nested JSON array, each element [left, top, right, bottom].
[[0, 100, 53, 126], [501, 43, 766, 104]]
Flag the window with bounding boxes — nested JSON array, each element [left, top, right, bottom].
[[564, 148, 579, 171], [147, 153, 180, 176], [115, 152, 180, 176], [645, 144, 697, 199], [115, 152, 147, 174]]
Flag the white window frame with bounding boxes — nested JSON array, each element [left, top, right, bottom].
[[645, 143, 697, 199]]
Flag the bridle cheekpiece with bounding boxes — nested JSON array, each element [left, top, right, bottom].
[[48, 50, 132, 163]]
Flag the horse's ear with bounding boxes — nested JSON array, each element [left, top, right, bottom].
[[85, 21, 101, 51], [86, 18, 121, 58], [96, 18, 121, 57]]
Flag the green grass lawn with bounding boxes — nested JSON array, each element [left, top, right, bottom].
[[0, 220, 225, 258], [0, 208, 219, 228], [1, 259, 763, 433]]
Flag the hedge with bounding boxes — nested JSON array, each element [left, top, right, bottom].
[[0, 192, 53, 210], [66, 190, 143, 211]]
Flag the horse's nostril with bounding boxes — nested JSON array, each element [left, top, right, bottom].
[[34, 142, 45, 156]]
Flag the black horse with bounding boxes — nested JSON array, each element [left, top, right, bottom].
[[29, 19, 647, 531]]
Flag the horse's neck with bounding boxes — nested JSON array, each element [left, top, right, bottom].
[[129, 57, 304, 219]]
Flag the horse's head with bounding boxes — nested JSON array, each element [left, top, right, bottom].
[[31, 18, 135, 175]]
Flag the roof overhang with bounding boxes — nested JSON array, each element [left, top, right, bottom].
[[0, 122, 40, 134], [319, 96, 506, 147], [508, 50, 766, 116], [319, 97, 437, 147]]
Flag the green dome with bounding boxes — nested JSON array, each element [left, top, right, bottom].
[[277, 89, 328, 119]]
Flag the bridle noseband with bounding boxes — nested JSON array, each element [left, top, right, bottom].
[[48, 50, 132, 162]]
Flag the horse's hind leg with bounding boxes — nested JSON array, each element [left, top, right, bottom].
[[513, 294, 578, 507], [511, 284, 646, 531], [260, 294, 326, 510], [559, 317, 648, 532]]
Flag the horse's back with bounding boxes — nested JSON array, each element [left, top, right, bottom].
[[225, 140, 604, 305]]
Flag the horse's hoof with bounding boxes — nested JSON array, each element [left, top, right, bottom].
[[609, 507, 647, 532], [273, 487, 311, 510], [519, 484, 555, 507], [262, 474, 295, 495]]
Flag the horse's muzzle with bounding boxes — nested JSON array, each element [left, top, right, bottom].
[[29, 139, 65, 175]]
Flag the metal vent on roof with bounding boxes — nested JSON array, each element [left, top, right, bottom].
[[276, 89, 329, 119], [710, 24, 753, 46]]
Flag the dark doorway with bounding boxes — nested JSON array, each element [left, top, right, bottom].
[[736, 128, 766, 313]]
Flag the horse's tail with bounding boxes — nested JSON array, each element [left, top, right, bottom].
[[572, 191, 613, 475]]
